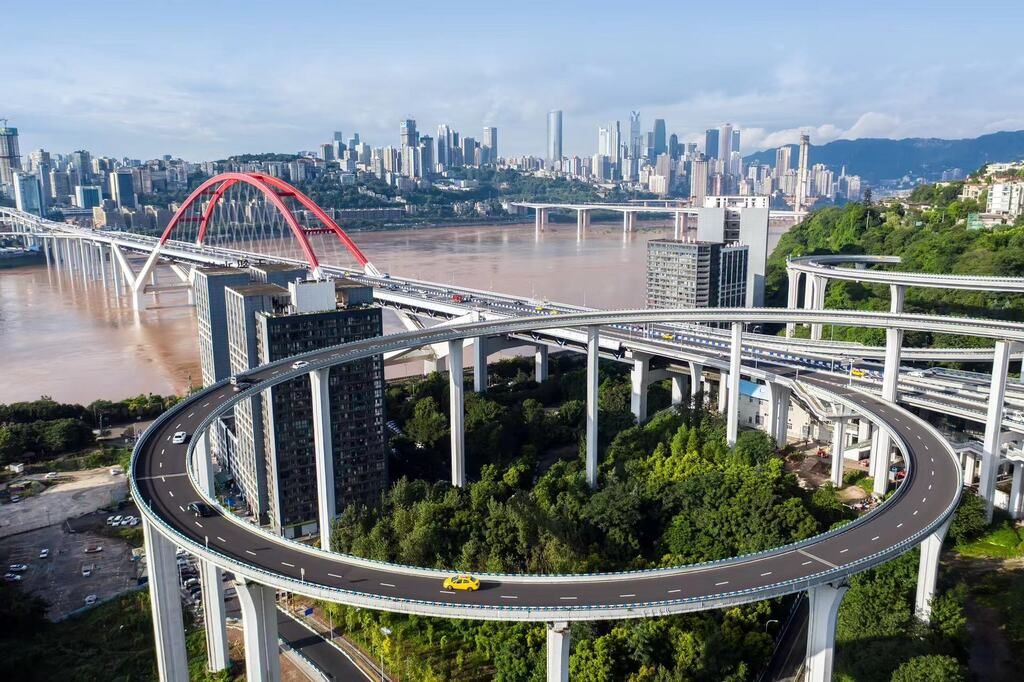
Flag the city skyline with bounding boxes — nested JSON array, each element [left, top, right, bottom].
[[5, 1, 1024, 160]]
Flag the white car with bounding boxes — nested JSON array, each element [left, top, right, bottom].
[[171, 431, 188, 444], [39, 549, 49, 559], [84, 594, 97, 605], [44, 472, 58, 480], [110, 515, 122, 525], [291, 360, 310, 370]]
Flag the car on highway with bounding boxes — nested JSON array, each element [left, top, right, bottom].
[[84, 594, 97, 606], [291, 360, 309, 370], [442, 575, 480, 591], [188, 501, 217, 518], [8, 564, 28, 573], [230, 374, 255, 391], [851, 368, 867, 378], [171, 431, 189, 444], [38, 549, 49, 559]]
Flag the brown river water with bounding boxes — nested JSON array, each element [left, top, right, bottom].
[[0, 220, 788, 404]]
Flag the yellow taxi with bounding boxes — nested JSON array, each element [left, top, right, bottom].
[[660, 333, 674, 341], [442, 575, 481, 591], [851, 368, 867, 378]]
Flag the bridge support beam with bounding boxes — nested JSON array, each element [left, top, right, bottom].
[[809, 275, 827, 340], [193, 432, 229, 672], [673, 211, 683, 239], [670, 375, 687, 406], [235, 581, 281, 682], [727, 322, 743, 447], [622, 211, 637, 233], [689, 361, 703, 402], [915, 516, 952, 622], [766, 382, 791, 446], [576, 208, 590, 238], [981, 340, 1011, 521], [630, 354, 650, 423], [141, 518, 189, 682], [535, 208, 548, 234], [535, 345, 549, 383], [1010, 461, 1024, 520], [586, 326, 600, 489], [786, 269, 801, 337], [449, 340, 466, 487], [717, 373, 728, 413], [310, 368, 335, 550], [873, 327, 903, 497], [473, 336, 488, 393], [830, 418, 847, 487], [546, 621, 570, 682], [805, 582, 848, 682], [890, 284, 906, 314]]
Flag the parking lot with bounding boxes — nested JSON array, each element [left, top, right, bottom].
[[0, 467, 128, 538], [1, 509, 141, 620]]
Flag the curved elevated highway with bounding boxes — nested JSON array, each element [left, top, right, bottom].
[[788, 254, 1024, 292]]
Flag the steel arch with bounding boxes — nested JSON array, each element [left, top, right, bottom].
[[158, 172, 374, 275]]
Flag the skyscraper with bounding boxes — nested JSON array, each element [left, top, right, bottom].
[[400, 119, 418, 148], [629, 111, 642, 159], [109, 169, 137, 209], [690, 156, 709, 205], [598, 126, 611, 156], [704, 128, 720, 160], [333, 131, 345, 143], [437, 125, 453, 168], [483, 126, 498, 163], [13, 172, 44, 216], [774, 146, 792, 178], [718, 123, 734, 171], [795, 133, 810, 209], [653, 119, 667, 159], [547, 110, 563, 169], [0, 125, 21, 186], [731, 129, 741, 156], [646, 239, 748, 310]]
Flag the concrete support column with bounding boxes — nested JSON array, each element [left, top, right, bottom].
[[964, 453, 977, 487], [915, 517, 952, 622], [535, 208, 548, 234], [630, 354, 650, 423], [805, 582, 848, 682], [726, 322, 742, 447], [586, 326, 600, 489], [449, 340, 466, 487], [141, 518, 189, 682], [98, 244, 108, 290], [622, 211, 636, 233], [673, 211, 683, 239], [786, 269, 801, 337], [473, 337, 488, 393], [857, 418, 871, 444], [981, 340, 1011, 521], [809, 275, 826, 341], [43, 237, 51, 266], [831, 419, 847, 487], [546, 622, 570, 682], [670, 375, 687, 406], [890, 284, 906, 314], [200, 560, 230, 672], [873, 327, 904, 497], [1010, 462, 1024, 520], [689, 361, 703, 400], [235, 581, 281, 682], [309, 368, 335, 549], [717, 374, 729, 413], [576, 209, 590, 238], [767, 382, 791, 445], [535, 345, 549, 383]]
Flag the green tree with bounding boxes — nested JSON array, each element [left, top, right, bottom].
[[404, 397, 448, 449], [890, 655, 966, 682]]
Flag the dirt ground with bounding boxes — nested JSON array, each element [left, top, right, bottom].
[[0, 467, 128, 538], [225, 624, 317, 681]]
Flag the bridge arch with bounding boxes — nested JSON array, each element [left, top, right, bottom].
[[158, 172, 377, 277]]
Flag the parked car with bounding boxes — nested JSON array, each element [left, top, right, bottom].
[[8, 564, 28, 573], [84, 594, 97, 606], [4, 573, 22, 582], [81, 564, 94, 577], [84, 545, 103, 554], [38, 549, 49, 559]]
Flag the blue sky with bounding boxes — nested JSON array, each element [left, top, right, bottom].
[[5, 0, 1024, 160]]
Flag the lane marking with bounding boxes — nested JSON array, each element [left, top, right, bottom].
[[167, 489, 173, 497], [202, 402, 210, 408], [668, 589, 681, 594], [194, 522, 203, 529], [715, 581, 730, 586], [559, 596, 578, 600], [175, 423, 181, 429], [799, 548, 839, 569], [922, 497, 927, 503], [619, 593, 636, 598], [245, 550, 257, 556], [178, 505, 185, 512], [913, 510, 919, 516], [216, 537, 226, 543], [379, 582, 396, 588], [281, 561, 295, 568], [500, 595, 518, 599], [839, 548, 849, 554], [760, 571, 773, 577], [439, 590, 454, 595], [928, 484, 933, 490], [801, 560, 812, 566], [871, 536, 880, 541], [328, 573, 344, 579], [159, 462, 163, 469], [136, 473, 187, 480], [187, 412, 194, 418], [897, 523, 904, 528], [161, 448, 165, 455]]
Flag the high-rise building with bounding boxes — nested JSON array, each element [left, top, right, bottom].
[[731, 129, 741, 156], [718, 123, 734, 171], [704, 128, 720, 160], [74, 185, 102, 209], [774, 146, 792, 178], [333, 131, 345, 143], [400, 119, 418, 148], [482, 127, 497, 163], [690, 156, 709, 205], [646, 239, 748, 310], [547, 110, 563, 169], [13, 172, 44, 216], [436, 125, 453, 168], [70, 151, 93, 185], [629, 111, 642, 159], [598, 126, 611, 156], [109, 169, 137, 209], [0, 126, 21, 186], [195, 268, 258, 388], [653, 119, 667, 159], [795, 133, 810, 209], [243, 279, 387, 538], [461, 137, 478, 167]]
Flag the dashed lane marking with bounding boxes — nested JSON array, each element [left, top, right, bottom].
[[619, 593, 636, 598], [897, 523, 904, 528], [839, 548, 849, 554], [136, 473, 186, 480], [715, 581, 730, 586], [167, 489, 173, 497], [175, 423, 181, 429], [159, 462, 163, 469], [216, 537, 226, 543], [801, 560, 812, 566], [328, 573, 344, 579], [760, 572, 773, 577], [559, 596, 578, 600], [161, 448, 165, 455], [668, 589, 681, 594], [187, 412, 194, 418], [379, 582, 396, 588], [178, 505, 185, 512], [281, 562, 295, 568], [500, 595, 518, 599], [872, 536, 880, 541], [195, 522, 203, 529], [913, 510, 919, 516], [245, 550, 257, 556], [202, 402, 209, 408]]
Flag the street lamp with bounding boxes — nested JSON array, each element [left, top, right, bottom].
[[765, 618, 780, 633]]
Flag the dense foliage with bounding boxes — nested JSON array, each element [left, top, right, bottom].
[[766, 189, 1024, 347]]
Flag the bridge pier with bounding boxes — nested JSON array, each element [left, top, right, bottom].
[[1010, 461, 1024, 520], [890, 284, 906, 314], [726, 322, 743, 447], [786, 270, 801, 337], [980, 340, 1011, 521], [805, 582, 848, 682], [546, 621, 570, 682], [193, 432, 230, 671], [809, 275, 827, 340], [766, 382, 791, 446], [141, 518, 189, 682], [586, 326, 600, 489], [830, 418, 847, 487], [576, 208, 590, 238], [630, 353, 650, 423], [473, 336, 488, 393], [535, 207, 549, 234], [310, 368, 336, 549], [622, 211, 637, 233], [689, 361, 703, 403], [873, 327, 903, 497], [235, 580, 282, 682], [449, 340, 466, 487], [717, 373, 728, 413], [915, 516, 952, 622], [535, 345, 549, 383], [670, 374, 687, 405], [673, 211, 683, 239]]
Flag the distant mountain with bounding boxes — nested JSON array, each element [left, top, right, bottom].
[[743, 130, 1024, 184]]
